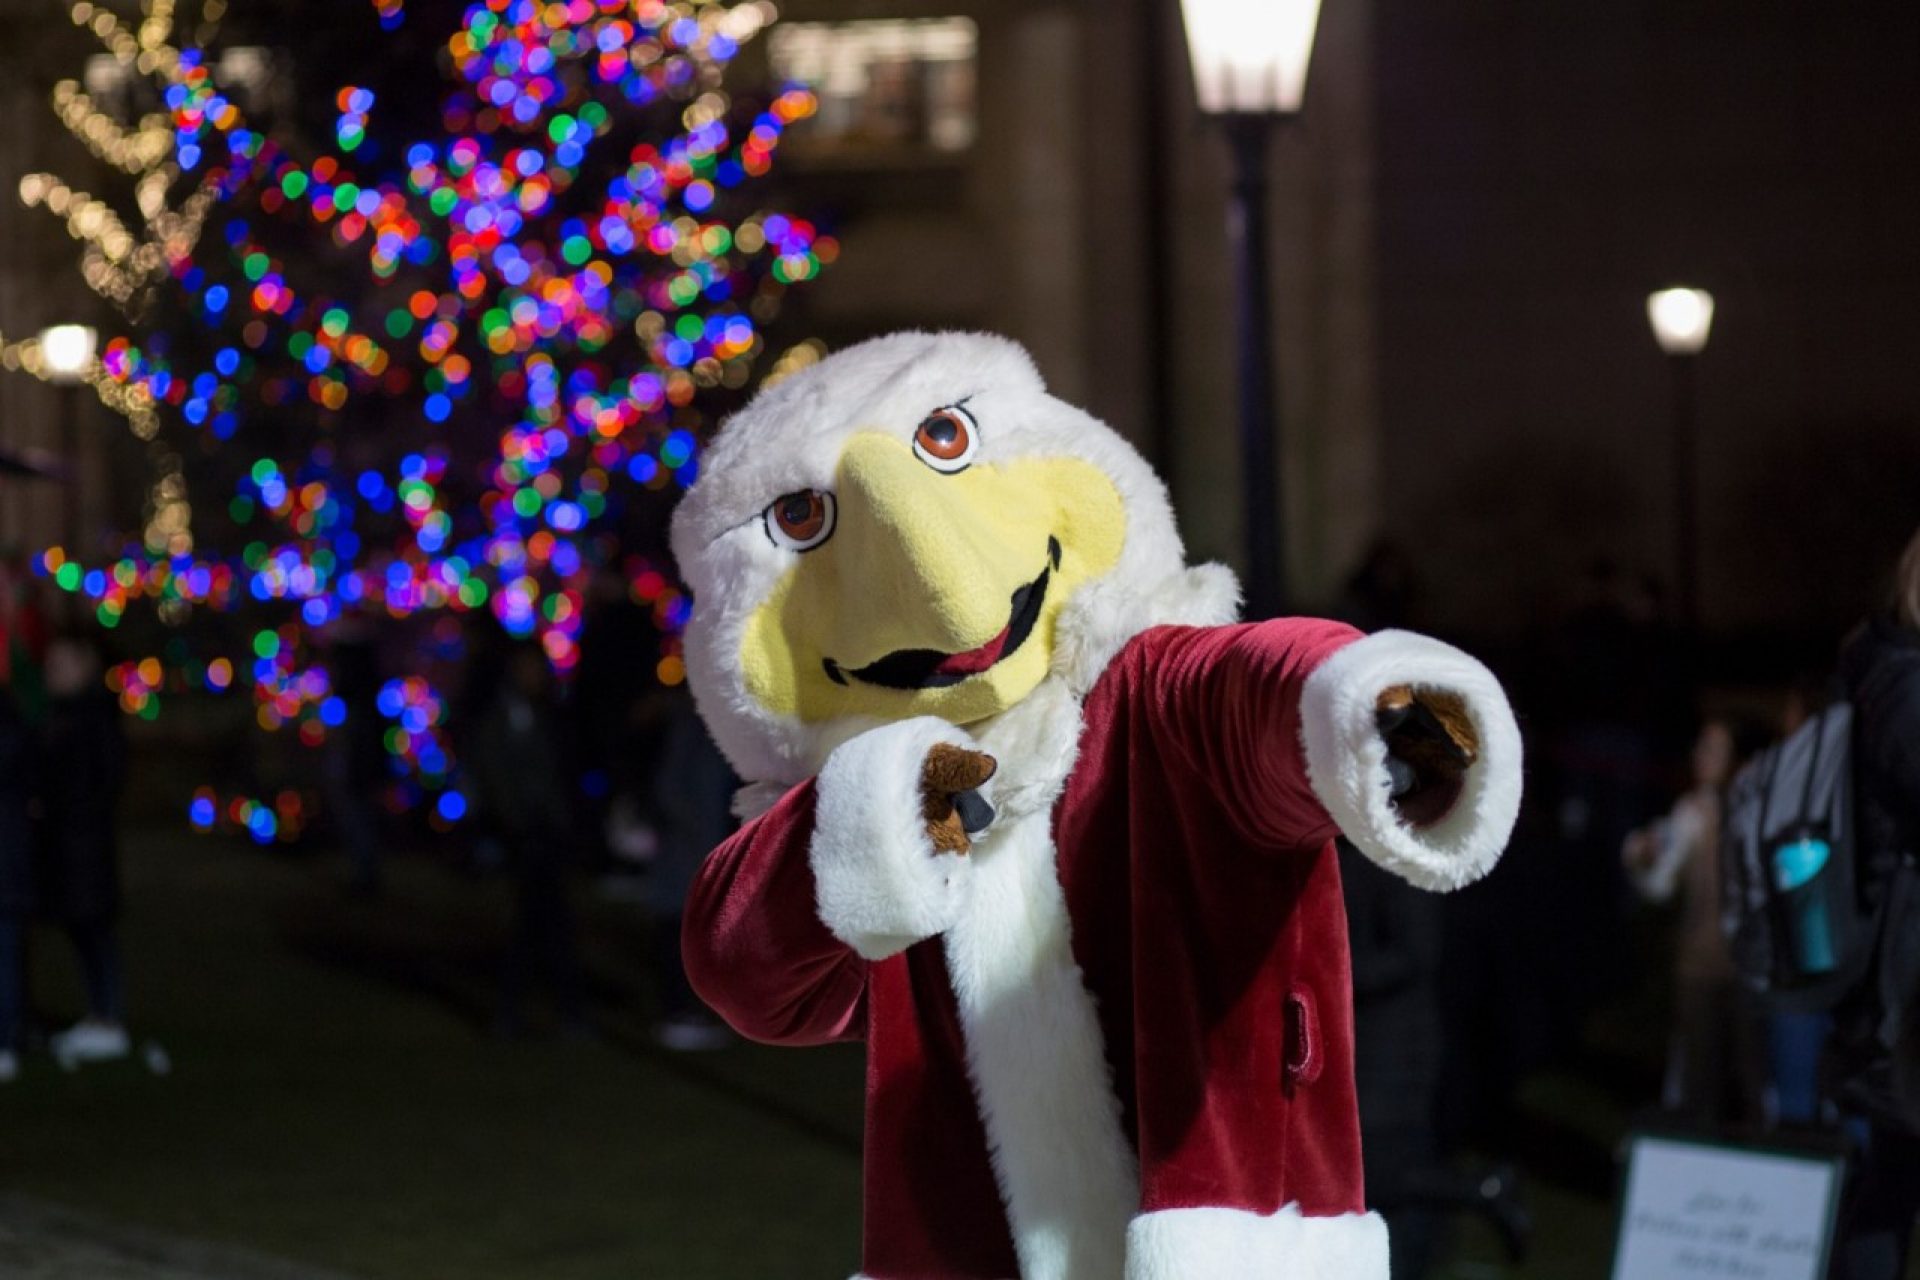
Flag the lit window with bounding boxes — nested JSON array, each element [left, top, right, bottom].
[[769, 18, 978, 157]]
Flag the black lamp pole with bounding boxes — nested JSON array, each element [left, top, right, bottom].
[[1223, 112, 1285, 619], [59, 383, 81, 554], [1668, 352, 1699, 633]]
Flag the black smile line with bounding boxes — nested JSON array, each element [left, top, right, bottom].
[[824, 536, 1062, 691]]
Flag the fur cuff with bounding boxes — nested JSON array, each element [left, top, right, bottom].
[[812, 717, 981, 960], [1300, 629, 1523, 892], [1126, 1205, 1388, 1280]]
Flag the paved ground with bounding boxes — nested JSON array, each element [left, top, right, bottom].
[[0, 1195, 361, 1280]]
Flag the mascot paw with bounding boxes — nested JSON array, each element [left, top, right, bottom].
[[921, 743, 998, 854], [1376, 685, 1477, 827]]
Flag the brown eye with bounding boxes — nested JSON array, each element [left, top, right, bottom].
[[765, 489, 835, 552], [913, 404, 979, 473]]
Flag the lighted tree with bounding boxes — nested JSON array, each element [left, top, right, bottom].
[[4, 0, 833, 840]]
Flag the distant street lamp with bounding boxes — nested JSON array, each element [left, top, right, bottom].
[[39, 323, 97, 384], [1180, 0, 1322, 619], [1646, 288, 1714, 630], [38, 323, 98, 552]]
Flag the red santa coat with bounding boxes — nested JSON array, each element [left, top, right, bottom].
[[685, 619, 1521, 1280]]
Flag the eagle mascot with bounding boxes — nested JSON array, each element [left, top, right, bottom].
[[669, 331, 1523, 1280]]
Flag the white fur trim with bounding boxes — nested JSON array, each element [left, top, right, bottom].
[[811, 717, 980, 961], [1053, 561, 1241, 698], [943, 798, 1139, 1280], [1126, 1205, 1389, 1280], [1300, 629, 1523, 892]]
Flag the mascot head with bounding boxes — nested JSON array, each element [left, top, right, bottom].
[[671, 331, 1238, 789]]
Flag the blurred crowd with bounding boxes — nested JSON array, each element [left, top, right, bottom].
[[1338, 528, 1920, 1280], [0, 566, 133, 1083]]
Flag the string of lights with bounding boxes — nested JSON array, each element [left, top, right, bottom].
[[14, 0, 833, 841]]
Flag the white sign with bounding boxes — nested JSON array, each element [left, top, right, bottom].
[[1612, 1136, 1840, 1280]]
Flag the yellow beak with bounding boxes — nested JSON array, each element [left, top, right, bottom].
[[738, 431, 1126, 725], [824, 433, 1044, 661]]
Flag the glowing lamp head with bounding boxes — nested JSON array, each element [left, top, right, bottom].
[[38, 324, 98, 384], [1647, 288, 1715, 356], [1179, 0, 1322, 115]]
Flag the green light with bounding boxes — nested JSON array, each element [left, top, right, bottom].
[[55, 562, 81, 591], [512, 488, 542, 519], [253, 630, 280, 660], [281, 170, 309, 199], [243, 252, 270, 281], [250, 458, 277, 485]]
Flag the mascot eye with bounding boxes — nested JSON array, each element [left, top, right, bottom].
[[764, 489, 836, 552], [912, 405, 979, 473]]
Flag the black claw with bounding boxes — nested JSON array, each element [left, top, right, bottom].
[[952, 788, 995, 836], [823, 658, 847, 686]]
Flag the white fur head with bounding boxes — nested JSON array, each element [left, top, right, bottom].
[[670, 330, 1237, 788]]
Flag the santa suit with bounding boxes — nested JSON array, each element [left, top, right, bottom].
[[685, 613, 1522, 1280]]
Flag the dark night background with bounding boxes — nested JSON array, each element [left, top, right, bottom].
[[0, 1, 1917, 1278]]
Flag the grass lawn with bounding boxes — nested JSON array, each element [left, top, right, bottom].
[[2, 814, 1673, 1279], [3, 828, 865, 1280]]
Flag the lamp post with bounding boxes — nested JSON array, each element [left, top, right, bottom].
[[38, 323, 98, 554], [1179, 0, 1321, 619], [1645, 288, 1713, 632]]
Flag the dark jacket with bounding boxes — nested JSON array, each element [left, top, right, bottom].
[[35, 688, 126, 923], [0, 690, 38, 917], [1837, 612, 1920, 1132], [468, 691, 570, 847]]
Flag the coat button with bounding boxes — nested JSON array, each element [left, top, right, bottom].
[[1285, 986, 1322, 1086]]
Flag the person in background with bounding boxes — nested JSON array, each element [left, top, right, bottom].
[[1829, 525, 1920, 1280], [1343, 841, 1529, 1277], [646, 688, 732, 1051], [467, 640, 585, 1038], [1621, 715, 1769, 1126], [36, 635, 131, 1067], [320, 613, 386, 896], [0, 684, 37, 1083]]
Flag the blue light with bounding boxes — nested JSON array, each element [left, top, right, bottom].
[[436, 791, 467, 822]]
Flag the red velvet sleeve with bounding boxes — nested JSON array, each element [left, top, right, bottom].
[[1135, 618, 1364, 853], [681, 780, 868, 1046]]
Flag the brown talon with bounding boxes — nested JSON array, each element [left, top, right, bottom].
[[921, 744, 997, 855]]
